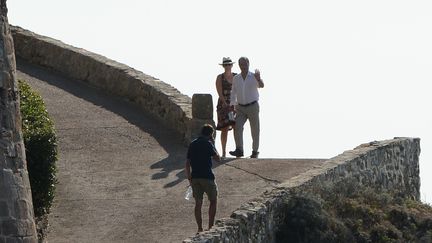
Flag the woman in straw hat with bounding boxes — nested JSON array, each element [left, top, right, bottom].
[[215, 57, 237, 158]]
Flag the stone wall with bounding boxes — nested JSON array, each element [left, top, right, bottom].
[[10, 25, 200, 143], [184, 137, 420, 243], [1, 2, 37, 242], [8, 25, 422, 243]]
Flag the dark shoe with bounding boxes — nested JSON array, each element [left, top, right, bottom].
[[250, 151, 259, 158], [229, 149, 244, 158]]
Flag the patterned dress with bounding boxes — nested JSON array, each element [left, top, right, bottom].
[[216, 73, 236, 130]]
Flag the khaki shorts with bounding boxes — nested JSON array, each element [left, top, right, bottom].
[[191, 179, 218, 201]]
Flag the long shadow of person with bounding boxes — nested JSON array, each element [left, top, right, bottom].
[[155, 156, 235, 188]]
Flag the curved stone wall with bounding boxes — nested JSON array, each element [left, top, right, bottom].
[[8, 26, 422, 243], [11, 25, 194, 142], [184, 137, 420, 242]]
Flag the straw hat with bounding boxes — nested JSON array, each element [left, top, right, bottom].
[[219, 57, 235, 65]]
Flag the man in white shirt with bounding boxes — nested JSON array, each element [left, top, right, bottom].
[[229, 57, 264, 158]]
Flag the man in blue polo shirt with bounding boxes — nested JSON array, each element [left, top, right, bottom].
[[185, 124, 221, 232]]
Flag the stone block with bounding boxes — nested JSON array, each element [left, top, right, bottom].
[[14, 200, 30, 219], [22, 237, 38, 243], [186, 118, 216, 143], [0, 201, 9, 217], [0, 72, 6, 89], [0, 153, 5, 168], [1, 219, 35, 239], [1, 219, 18, 236], [2, 169, 14, 187], [192, 94, 213, 119]]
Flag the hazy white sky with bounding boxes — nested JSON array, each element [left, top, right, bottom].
[[7, 0, 432, 201]]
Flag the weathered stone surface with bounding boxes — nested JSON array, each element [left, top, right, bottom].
[[184, 137, 421, 242], [1, 219, 16, 236], [0, 201, 9, 217], [0, 236, 36, 243], [186, 118, 216, 143], [14, 200, 30, 219], [11, 25, 196, 144], [0, 1, 37, 242], [7, 13, 422, 243], [192, 94, 213, 119]]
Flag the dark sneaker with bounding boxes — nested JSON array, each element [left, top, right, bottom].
[[250, 151, 259, 158], [229, 149, 244, 158]]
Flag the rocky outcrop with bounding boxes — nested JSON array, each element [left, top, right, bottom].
[[0, 1, 37, 242]]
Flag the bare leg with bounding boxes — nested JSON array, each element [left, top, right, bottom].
[[220, 127, 228, 157], [208, 199, 217, 230], [195, 199, 203, 232]]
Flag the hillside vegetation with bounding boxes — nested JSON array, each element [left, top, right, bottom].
[[277, 182, 432, 243]]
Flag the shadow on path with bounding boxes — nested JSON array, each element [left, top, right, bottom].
[[17, 58, 190, 188], [157, 157, 235, 188]]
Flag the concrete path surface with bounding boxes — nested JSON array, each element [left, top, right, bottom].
[[17, 59, 326, 243]]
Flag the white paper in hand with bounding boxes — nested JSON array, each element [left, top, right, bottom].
[[185, 186, 193, 200]]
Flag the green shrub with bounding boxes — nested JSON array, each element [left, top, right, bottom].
[[18, 79, 58, 217], [276, 183, 432, 243], [276, 193, 354, 242]]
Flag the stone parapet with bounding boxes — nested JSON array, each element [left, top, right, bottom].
[[184, 137, 421, 242], [192, 94, 213, 120], [186, 94, 216, 141], [11, 25, 196, 143]]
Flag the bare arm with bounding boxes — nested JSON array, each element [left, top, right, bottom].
[[254, 69, 264, 88], [258, 79, 264, 88], [209, 138, 221, 162], [215, 75, 227, 106], [185, 159, 192, 183]]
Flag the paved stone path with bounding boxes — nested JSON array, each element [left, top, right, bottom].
[[17, 59, 326, 243]]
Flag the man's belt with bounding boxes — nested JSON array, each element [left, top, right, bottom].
[[238, 101, 257, 107]]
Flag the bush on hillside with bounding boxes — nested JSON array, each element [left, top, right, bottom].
[[18, 79, 58, 228], [276, 182, 432, 243]]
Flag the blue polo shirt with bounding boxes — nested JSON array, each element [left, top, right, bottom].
[[187, 136, 217, 180]]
